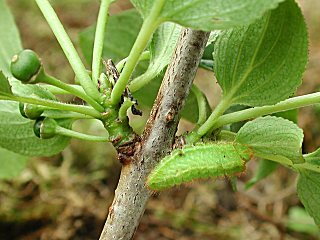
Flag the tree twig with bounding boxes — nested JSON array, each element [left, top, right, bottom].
[[99, 28, 210, 240]]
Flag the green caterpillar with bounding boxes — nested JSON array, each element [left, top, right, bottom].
[[147, 142, 252, 190]]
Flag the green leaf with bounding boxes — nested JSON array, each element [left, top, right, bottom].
[[147, 142, 252, 190], [245, 159, 278, 189], [297, 170, 320, 227], [0, 78, 69, 156], [129, 22, 182, 92], [298, 148, 320, 173], [0, 77, 70, 156], [132, 72, 161, 106], [130, 22, 205, 123], [207, 31, 221, 47], [287, 207, 320, 236], [214, 0, 308, 106], [0, 146, 28, 180], [0, 101, 71, 157], [0, 71, 12, 95], [200, 31, 220, 71], [236, 116, 304, 164], [273, 109, 298, 124], [202, 43, 215, 61], [131, 0, 285, 30], [181, 88, 201, 123], [290, 147, 320, 174], [243, 109, 298, 189], [128, 21, 211, 123], [79, 9, 143, 65], [0, 2, 55, 101], [304, 148, 320, 166], [147, 22, 181, 73], [0, 1, 70, 157], [0, 0, 22, 76], [225, 104, 249, 133], [10, 79, 56, 99], [132, 73, 200, 123]]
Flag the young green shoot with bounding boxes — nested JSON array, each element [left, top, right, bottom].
[[55, 126, 110, 142], [186, 96, 232, 143], [118, 98, 134, 121], [187, 92, 320, 144], [116, 51, 150, 73], [41, 74, 105, 112], [42, 84, 85, 95], [110, 0, 166, 105], [213, 92, 320, 129], [35, 117, 109, 142], [0, 94, 101, 118], [92, 0, 113, 84], [43, 110, 95, 119], [34, 0, 102, 102], [191, 84, 208, 126]]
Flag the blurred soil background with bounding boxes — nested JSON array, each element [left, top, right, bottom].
[[1, 0, 320, 239]]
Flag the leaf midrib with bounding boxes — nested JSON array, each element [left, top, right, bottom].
[[226, 12, 272, 103]]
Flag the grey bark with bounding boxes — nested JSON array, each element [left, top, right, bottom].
[[99, 28, 210, 240]]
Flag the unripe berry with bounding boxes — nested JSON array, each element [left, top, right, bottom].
[[10, 49, 42, 83], [34, 117, 57, 139], [19, 103, 44, 120]]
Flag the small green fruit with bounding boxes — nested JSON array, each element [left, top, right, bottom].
[[19, 103, 44, 119], [34, 117, 57, 139], [10, 49, 42, 83]]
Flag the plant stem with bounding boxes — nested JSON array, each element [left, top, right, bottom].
[[118, 99, 134, 121], [191, 84, 209, 125], [99, 28, 209, 240], [110, 1, 165, 105], [128, 59, 214, 93], [42, 75, 104, 112], [128, 71, 153, 93], [42, 84, 85, 95], [186, 96, 232, 143], [35, 0, 101, 102], [214, 92, 320, 129], [252, 153, 320, 174], [92, 0, 112, 84], [0, 95, 101, 118], [55, 125, 109, 142], [116, 51, 150, 73], [295, 161, 320, 174], [43, 110, 94, 119], [199, 59, 214, 71]]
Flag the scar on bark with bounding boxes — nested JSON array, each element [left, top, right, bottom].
[[116, 134, 141, 165]]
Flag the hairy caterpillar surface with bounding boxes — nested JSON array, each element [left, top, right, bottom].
[[147, 142, 252, 190]]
